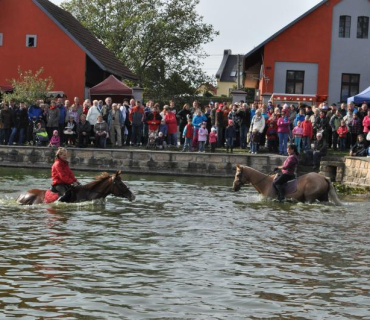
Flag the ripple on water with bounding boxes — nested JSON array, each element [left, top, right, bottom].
[[0, 168, 369, 319]]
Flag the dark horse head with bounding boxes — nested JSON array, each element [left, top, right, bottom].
[[109, 171, 136, 201]]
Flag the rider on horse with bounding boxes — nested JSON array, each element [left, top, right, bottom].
[[273, 144, 299, 202], [51, 147, 80, 202]]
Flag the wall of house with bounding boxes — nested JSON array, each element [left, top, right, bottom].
[[273, 62, 319, 94], [328, 0, 370, 104], [217, 81, 235, 97], [261, 0, 342, 101], [0, 0, 86, 101]]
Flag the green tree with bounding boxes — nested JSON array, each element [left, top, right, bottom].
[[1, 68, 54, 105], [61, 0, 218, 100]]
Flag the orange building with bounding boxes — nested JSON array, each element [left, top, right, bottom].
[[244, 0, 370, 105], [0, 0, 137, 101]]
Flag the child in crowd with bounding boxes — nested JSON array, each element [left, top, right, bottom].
[[337, 120, 348, 151], [64, 116, 77, 146], [292, 120, 303, 153], [302, 115, 313, 151], [158, 119, 168, 141], [155, 131, 166, 149], [182, 118, 193, 152], [49, 130, 60, 148], [209, 127, 218, 153], [250, 128, 260, 154], [266, 122, 278, 153], [350, 134, 368, 157], [225, 119, 236, 153], [198, 121, 208, 152]]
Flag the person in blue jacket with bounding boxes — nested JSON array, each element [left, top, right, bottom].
[[191, 109, 207, 150], [27, 100, 43, 144]]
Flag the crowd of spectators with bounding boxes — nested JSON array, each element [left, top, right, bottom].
[[0, 97, 369, 166]]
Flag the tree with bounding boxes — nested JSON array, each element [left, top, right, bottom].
[[1, 68, 54, 105], [61, 0, 218, 100]]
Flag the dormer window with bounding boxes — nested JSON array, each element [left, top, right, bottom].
[[357, 16, 369, 39], [0, 33, 3, 46], [26, 35, 37, 48], [339, 16, 351, 38]]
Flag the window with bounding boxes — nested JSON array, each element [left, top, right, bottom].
[[26, 35, 37, 47], [0, 33, 3, 46], [339, 15, 351, 38], [230, 71, 237, 77], [357, 16, 369, 38], [341, 73, 360, 102], [285, 70, 304, 94]]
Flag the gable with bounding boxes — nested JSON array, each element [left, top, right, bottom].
[[33, 0, 137, 81]]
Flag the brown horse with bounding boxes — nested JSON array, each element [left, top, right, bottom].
[[17, 171, 136, 205], [233, 165, 342, 205]]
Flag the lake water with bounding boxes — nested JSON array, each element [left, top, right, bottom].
[[0, 167, 369, 319]]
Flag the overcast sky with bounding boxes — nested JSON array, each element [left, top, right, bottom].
[[50, 0, 322, 76]]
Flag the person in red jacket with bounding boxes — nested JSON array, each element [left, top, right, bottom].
[[337, 120, 348, 151], [51, 147, 79, 201], [302, 115, 313, 151]]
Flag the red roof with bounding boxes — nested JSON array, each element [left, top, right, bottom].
[[90, 75, 133, 95]]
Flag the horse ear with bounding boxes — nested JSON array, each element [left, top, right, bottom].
[[117, 170, 122, 176], [236, 164, 240, 169]]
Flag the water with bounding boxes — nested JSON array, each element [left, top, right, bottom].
[[0, 167, 369, 319]]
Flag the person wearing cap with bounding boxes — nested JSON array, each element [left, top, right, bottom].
[[225, 119, 236, 153], [304, 132, 327, 169]]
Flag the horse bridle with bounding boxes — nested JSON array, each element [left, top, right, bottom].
[[236, 166, 274, 189], [111, 177, 132, 197]]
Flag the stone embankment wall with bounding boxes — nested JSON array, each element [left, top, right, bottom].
[[1, 146, 368, 186], [342, 157, 370, 187], [0, 146, 285, 178], [320, 157, 370, 187]]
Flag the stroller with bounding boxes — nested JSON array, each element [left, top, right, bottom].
[[33, 120, 49, 146], [146, 130, 158, 149]]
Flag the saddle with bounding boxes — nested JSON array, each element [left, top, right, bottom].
[[272, 177, 298, 196]]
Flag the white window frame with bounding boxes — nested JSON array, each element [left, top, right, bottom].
[[0, 33, 3, 46], [26, 35, 37, 48]]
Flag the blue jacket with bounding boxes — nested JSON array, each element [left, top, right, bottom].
[[294, 114, 305, 126], [192, 114, 207, 129], [28, 105, 42, 122], [58, 105, 67, 124]]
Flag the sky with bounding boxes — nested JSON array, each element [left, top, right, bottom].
[[49, 0, 322, 76]]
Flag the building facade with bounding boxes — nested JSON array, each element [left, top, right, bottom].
[[244, 0, 370, 105], [216, 50, 243, 97], [0, 0, 137, 101]]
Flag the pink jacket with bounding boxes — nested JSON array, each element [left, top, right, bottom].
[[363, 115, 370, 133], [277, 117, 290, 133], [292, 126, 303, 137], [198, 127, 208, 142], [209, 131, 217, 143]]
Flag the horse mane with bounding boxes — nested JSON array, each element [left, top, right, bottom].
[[82, 172, 112, 190]]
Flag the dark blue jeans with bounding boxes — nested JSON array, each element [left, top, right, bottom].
[[8, 127, 25, 145], [240, 125, 248, 148]]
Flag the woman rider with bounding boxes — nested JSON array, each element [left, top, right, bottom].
[[273, 144, 299, 202], [51, 147, 80, 202]]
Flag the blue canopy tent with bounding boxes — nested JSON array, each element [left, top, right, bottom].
[[347, 86, 370, 104]]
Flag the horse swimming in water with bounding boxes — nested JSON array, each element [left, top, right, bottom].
[[17, 171, 135, 205], [233, 165, 342, 205]]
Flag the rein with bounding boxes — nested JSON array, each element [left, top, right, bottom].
[[238, 167, 275, 188]]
